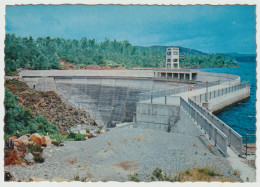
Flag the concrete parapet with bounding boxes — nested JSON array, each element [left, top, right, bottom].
[[208, 86, 250, 112], [20, 69, 155, 78], [196, 72, 240, 85]]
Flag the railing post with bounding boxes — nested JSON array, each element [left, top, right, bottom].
[[229, 128, 231, 146], [246, 134, 248, 157], [215, 128, 217, 146]]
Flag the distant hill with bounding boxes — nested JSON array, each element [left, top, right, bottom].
[[146, 45, 209, 56], [221, 53, 256, 62], [144, 45, 256, 62]]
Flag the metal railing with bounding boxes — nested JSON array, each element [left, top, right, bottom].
[[180, 97, 228, 156], [188, 98, 243, 156], [154, 69, 200, 73], [192, 82, 250, 103], [138, 80, 221, 103]]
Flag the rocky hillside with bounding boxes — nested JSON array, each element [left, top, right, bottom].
[[5, 79, 97, 134]]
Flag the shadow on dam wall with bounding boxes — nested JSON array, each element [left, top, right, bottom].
[[51, 77, 186, 127]]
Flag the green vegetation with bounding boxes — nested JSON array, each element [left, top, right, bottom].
[[5, 33, 237, 73], [4, 88, 59, 136], [128, 173, 140, 182], [180, 53, 237, 68], [73, 175, 87, 182], [66, 132, 86, 141], [33, 153, 45, 163], [149, 167, 237, 182]]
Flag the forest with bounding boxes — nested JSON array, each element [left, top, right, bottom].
[[5, 33, 238, 73]]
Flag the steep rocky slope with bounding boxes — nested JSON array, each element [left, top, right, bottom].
[[5, 79, 97, 134]]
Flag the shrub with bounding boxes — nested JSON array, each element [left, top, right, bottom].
[[4, 88, 59, 136], [33, 153, 45, 163], [234, 170, 240, 176], [128, 173, 140, 182], [66, 132, 86, 141], [4, 150, 19, 166], [152, 168, 163, 180], [28, 144, 43, 154], [74, 175, 80, 181]]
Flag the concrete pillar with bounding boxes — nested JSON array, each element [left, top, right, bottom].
[[178, 73, 180, 79], [190, 73, 192, 80]]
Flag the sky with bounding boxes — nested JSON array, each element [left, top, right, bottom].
[[5, 5, 256, 54]]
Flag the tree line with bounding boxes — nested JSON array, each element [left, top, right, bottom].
[[5, 33, 237, 73]]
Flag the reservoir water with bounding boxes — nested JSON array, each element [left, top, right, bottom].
[[199, 61, 256, 143]]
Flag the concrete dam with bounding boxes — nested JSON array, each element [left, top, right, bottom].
[[20, 70, 189, 126], [20, 68, 250, 156]]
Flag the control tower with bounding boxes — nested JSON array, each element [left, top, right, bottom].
[[166, 48, 180, 69]]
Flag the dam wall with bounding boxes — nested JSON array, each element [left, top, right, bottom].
[[195, 72, 241, 85], [21, 71, 186, 126], [19, 69, 246, 129]]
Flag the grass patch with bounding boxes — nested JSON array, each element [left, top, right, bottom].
[[233, 170, 240, 176], [66, 132, 86, 141], [149, 167, 238, 182], [179, 167, 237, 182], [73, 174, 87, 182]]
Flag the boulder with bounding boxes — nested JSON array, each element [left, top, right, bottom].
[[4, 171, 15, 181], [29, 133, 42, 146], [18, 135, 29, 145], [24, 153, 34, 163], [13, 139, 22, 148], [41, 136, 52, 147], [8, 136, 17, 147]]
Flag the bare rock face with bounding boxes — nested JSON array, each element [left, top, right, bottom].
[[41, 136, 52, 147], [18, 135, 29, 145], [29, 133, 42, 146]]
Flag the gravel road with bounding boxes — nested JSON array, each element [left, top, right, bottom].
[[5, 127, 240, 182]]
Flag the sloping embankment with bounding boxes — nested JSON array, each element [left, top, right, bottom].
[[5, 79, 97, 134]]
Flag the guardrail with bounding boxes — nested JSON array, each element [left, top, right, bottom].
[[180, 97, 228, 156], [188, 98, 243, 156], [192, 81, 250, 103], [139, 80, 221, 103], [154, 69, 200, 72]]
